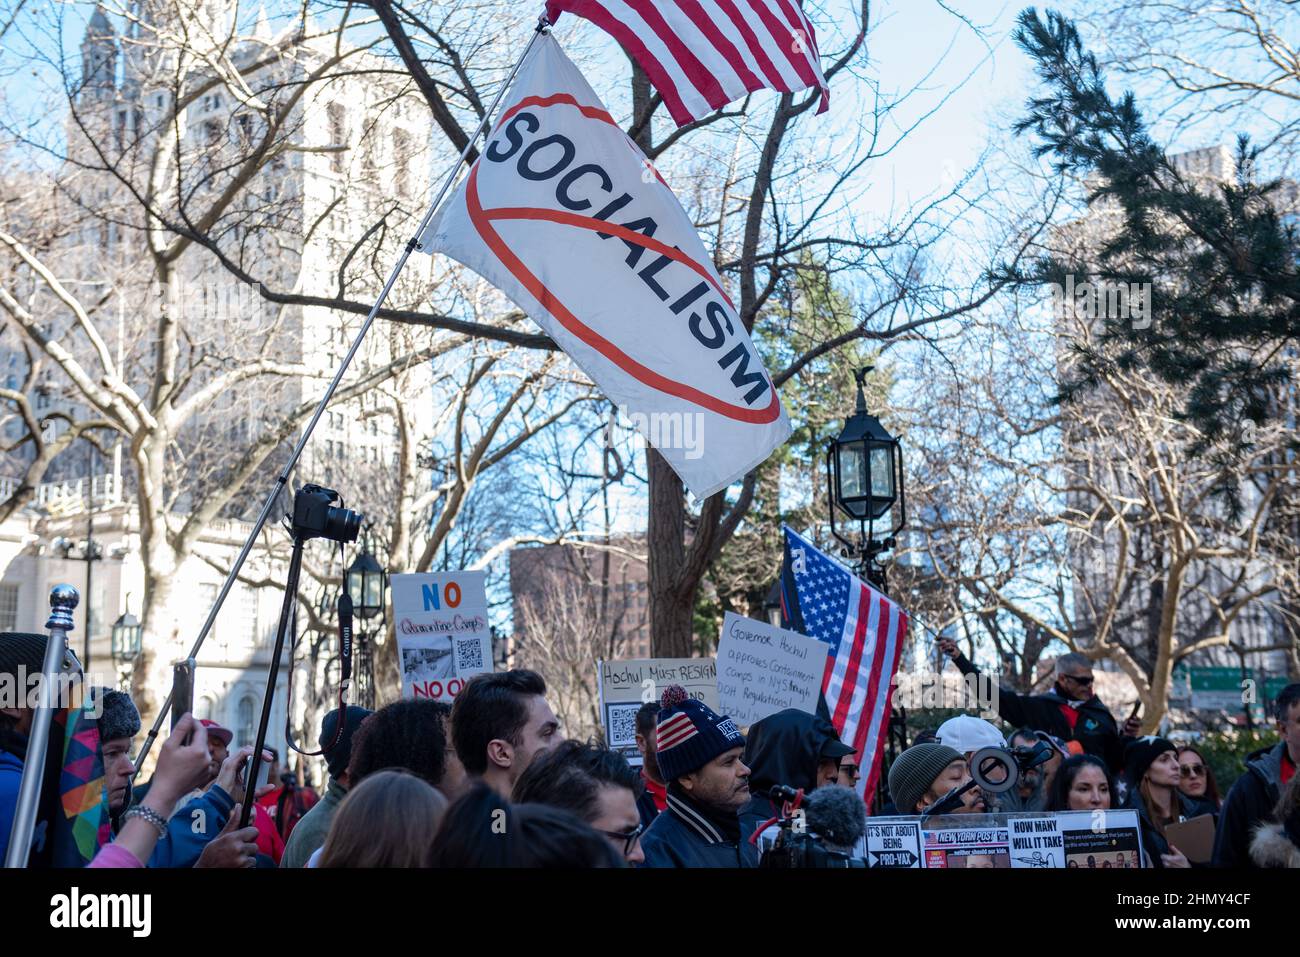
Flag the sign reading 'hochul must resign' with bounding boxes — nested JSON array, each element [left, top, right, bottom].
[[390, 572, 492, 702], [715, 611, 829, 727]]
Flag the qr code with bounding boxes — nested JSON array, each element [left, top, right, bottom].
[[454, 638, 485, 674], [606, 703, 641, 748]]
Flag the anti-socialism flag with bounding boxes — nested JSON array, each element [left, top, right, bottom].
[[780, 526, 908, 809], [545, 0, 830, 126], [420, 33, 791, 498]]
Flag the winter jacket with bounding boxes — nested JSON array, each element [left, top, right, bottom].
[[1124, 787, 1215, 868], [280, 777, 346, 868], [0, 744, 25, 863], [1213, 743, 1296, 868], [738, 709, 850, 842], [640, 787, 758, 868], [949, 653, 1125, 770], [1248, 817, 1300, 868], [136, 784, 236, 869]]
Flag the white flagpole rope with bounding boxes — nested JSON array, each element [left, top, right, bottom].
[[132, 12, 552, 774]]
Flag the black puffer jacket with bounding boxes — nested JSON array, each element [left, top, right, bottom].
[[737, 709, 846, 843]]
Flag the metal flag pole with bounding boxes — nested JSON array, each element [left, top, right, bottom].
[[4, 585, 79, 868], [131, 13, 552, 775]]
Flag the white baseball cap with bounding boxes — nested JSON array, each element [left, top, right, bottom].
[[935, 715, 1006, 754]]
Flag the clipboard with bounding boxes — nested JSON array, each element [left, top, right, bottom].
[[1165, 813, 1216, 864]]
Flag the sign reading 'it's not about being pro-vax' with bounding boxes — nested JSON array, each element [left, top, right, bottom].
[[391, 572, 492, 702]]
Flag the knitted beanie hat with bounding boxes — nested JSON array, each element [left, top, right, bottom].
[[888, 743, 963, 814], [654, 685, 744, 782], [98, 689, 141, 743], [1123, 736, 1176, 789], [0, 632, 49, 684]]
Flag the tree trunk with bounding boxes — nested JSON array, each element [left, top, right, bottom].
[[648, 448, 695, 657]]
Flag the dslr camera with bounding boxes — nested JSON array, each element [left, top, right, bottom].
[[291, 484, 362, 543]]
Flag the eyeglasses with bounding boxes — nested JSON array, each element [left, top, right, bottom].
[[598, 822, 644, 857], [840, 763, 860, 779], [1179, 764, 1205, 779]]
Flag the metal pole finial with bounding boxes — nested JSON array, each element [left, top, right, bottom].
[[47, 584, 79, 632]]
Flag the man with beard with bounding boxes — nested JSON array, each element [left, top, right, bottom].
[[640, 685, 755, 868], [888, 743, 986, 816]]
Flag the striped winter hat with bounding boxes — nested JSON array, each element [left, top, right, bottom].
[[654, 685, 744, 782]]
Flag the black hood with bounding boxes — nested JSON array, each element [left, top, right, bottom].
[[743, 709, 846, 795]]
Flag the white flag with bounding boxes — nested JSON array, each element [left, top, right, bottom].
[[419, 33, 791, 499]]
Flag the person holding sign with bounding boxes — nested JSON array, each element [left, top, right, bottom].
[[639, 686, 757, 868]]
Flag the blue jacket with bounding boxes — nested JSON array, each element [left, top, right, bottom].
[[128, 785, 235, 869], [0, 746, 25, 863], [640, 789, 758, 868]]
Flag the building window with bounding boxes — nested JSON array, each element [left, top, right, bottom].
[[327, 102, 347, 174], [0, 584, 18, 631], [392, 128, 411, 198], [237, 695, 256, 747]]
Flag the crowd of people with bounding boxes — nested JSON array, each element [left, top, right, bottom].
[[2, 629, 1298, 868]]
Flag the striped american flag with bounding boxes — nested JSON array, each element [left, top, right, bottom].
[[780, 525, 908, 809], [545, 0, 830, 126]]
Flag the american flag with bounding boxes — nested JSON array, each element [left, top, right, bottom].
[[780, 526, 908, 809], [545, 0, 830, 127]]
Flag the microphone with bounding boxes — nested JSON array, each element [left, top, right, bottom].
[[804, 786, 866, 853], [768, 784, 801, 802]]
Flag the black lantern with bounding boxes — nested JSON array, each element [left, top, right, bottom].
[[111, 610, 141, 662], [346, 548, 386, 620], [826, 366, 905, 589]]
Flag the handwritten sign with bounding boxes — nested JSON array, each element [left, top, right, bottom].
[[715, 612, 829, 727], [391, 572, 491, 701], [597, 658, 718, 765]]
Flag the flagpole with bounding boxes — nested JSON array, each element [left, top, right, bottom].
[[4, 586, 77, 868], [131, 12, 552, 777]]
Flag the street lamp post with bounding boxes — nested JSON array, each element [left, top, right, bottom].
[[345, 538, 387, 709], [826, 366, 906, 592]]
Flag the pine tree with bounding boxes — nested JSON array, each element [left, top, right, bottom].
[[1010, 8, 1300, 447]]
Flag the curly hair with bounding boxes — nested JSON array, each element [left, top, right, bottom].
[[346, 699, 452, 789]]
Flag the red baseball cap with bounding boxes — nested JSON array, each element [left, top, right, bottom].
[[200, 719, 234, 746]]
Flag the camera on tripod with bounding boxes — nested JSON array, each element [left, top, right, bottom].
[[292, 484, 362, 543]]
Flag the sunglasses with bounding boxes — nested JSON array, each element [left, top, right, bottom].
[[1179, 764, 1205, 778], [840, 763, 861, 778], [1063, 674, 1094, 686], [599, 822, 644, 857]]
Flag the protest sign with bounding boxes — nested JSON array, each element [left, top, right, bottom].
[[391, 572, 492, 701], [1056, 809, 1144, 869], [865, 820, 922, 868], [1008, 815, 1067, 868], [920, 821, 1011, 869], [597, 658, 718, 765], [715, 611, 829, 727]]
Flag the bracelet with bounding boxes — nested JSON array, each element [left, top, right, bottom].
[[122, 805, 168, 838]]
